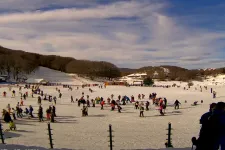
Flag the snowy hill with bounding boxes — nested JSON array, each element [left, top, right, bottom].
[[25, 67, 100, 85]]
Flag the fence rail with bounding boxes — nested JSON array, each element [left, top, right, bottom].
[[0, 122, 189, 149]]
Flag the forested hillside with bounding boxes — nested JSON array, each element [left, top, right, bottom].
[[121, 65, 225, 81], [1, 46, 225, 82], [0, 46, 121, 80]]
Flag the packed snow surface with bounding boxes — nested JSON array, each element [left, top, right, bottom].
[[26, 67, 100, 85], [0, 83, 224, 150], [1, 68, 225, 149]]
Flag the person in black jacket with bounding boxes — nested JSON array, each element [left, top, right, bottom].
[[174, 100, 181, 109], [38, 106, 44, 122], [192, 103, 221, 150], [2, 109, 12, 123]]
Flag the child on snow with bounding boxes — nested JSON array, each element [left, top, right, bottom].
[[46, 107, 51, 121], [9, 121, 16, 131], [71, 96, 74, 103], [82, 106, 88, 117], [12, 108, 16, 120], [7, 104, 11, 113], [91, 99, 95, 107], [213, 91, 216, 98], [3, 91, 6, 97], [20, 98, 24, 106], [134, 102, 139, 109], [139, 106, 144, 117], [100, 101, 105, 110], [146, 101, 150, 111], [118, 105, 122, 113]]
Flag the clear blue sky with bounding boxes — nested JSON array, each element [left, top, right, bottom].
[[0, 0, 224, 69]]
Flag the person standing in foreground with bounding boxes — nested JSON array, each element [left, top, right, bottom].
[[38, 106, 44, 122], [213, 91, 217, 99], [139, 105, 144, 117], [174, 100, 181, 110], [71, 96, 74, 103], [192, 102, 225, 150]]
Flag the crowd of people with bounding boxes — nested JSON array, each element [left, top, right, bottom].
[[1, 83, 186, 131], [0, 83, 224, 150], [1, 85, 58, 131]]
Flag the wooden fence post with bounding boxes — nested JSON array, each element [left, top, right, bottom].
[[0, 122, 5, 144], [47, 123, 54, 149], [165, 122, 173, 148], [108, 124, 114, 150]]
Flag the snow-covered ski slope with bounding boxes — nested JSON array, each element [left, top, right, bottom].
[[26, 67, 100, 85]]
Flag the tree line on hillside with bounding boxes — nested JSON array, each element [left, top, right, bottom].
[[1, 46, 224, 82], [0, 46, 121, 81], [121, 65, 225, 82]]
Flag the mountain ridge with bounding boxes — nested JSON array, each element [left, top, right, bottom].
[[1, 46, 225, 81], [0, 46, 121, 80]]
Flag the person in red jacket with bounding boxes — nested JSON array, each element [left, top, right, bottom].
[[101, 101, 105, 110], [3, 91, 7, 97]]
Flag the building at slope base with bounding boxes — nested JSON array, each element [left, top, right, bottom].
[[118, 73, 147, 86]]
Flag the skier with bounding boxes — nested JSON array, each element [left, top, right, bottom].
[[213, 91, 217, 98], [87, 100, 90, 107], [12, 90, 16, 97], [7, 104, 11, 113], [20, 98, 24, 106], [9, 121, 16, 131], [78, 99, 81, 107], [23, 93, 26, 100], [100, 100, 105, 110], [46, 106, 51, 121], [53, 96, 57, 105], [174, 100, 181, 109], [25, 108, 29, 115], [16, 105, 21, 118], [117, 104, 122, 113], [3, 109, 12, 123], [118, 95, 121, 101], [135, 101, 139, 109], [131, 95, 135, 102], [71, 96, 74, 103], [146, 101, 150, 111], [29, 105, 34, 118], [82, 106, 88, 117], [111, 102, 115, 111], [139, 105, 144, 117], [3, 91, 6, 97], [111, 94, 114, 99], [12, 108, 16, 120], [38, 96, 42, 105], [91, 99, 95, 107], [159, 100, 164, 116], [164, 98, 167, 106], [38, 106, 44, 122], [121, 97, 126, 105], [138, 94, 141, 100], [50, 109, 55, 123]]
